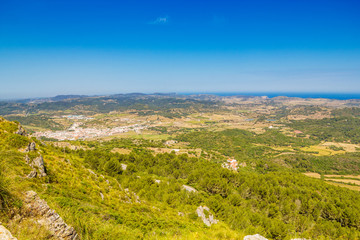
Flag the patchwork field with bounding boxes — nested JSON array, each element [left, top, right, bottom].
[[304, 172, 360, 191]]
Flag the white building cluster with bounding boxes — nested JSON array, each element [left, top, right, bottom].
[[222, 158, 239, 171], [34, 123, 148, 140], [63, 115, 94, 120]]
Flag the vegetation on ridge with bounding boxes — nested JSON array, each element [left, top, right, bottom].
[[1, 116, 360, 239]]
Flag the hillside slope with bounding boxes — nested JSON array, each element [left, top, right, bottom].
[[1, 117, 360, 239]]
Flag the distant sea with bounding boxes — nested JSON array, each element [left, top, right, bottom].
[[183, 93, 360, 100]]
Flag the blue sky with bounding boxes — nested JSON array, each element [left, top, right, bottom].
[[0, 0, 360, 98]]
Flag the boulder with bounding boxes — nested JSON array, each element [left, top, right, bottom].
[[26, 142, 36, 152], [120, 164, 127, 171], [243, 234, 268, 240], [0, 224, 17, 240], [30, 155, 47, 177], [182, 185, 197, 193], [196, 206, 218, 227]]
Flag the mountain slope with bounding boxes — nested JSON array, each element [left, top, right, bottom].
[[1, 117, 360, 239], [0, 117, 242, 239]]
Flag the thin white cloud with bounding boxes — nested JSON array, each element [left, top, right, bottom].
[[149, 16, 169, 25]]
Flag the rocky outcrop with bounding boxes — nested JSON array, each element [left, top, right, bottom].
[[23, 143, 47, 178], [25, 142, 36, 152], [24, 155, 30, 164], [243, 234, 268, 240], [14, 126, 26, 136], [196, 206, 218, 227], [0, 224, 17, 240], [24, 191, 78, 240], [27, 155, 47, 178]]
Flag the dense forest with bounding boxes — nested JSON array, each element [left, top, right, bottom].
[[288, 117, 360, 143]]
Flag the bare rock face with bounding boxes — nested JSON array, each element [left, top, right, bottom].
[[243, 234, 268, 240], [28, 155, 47, 178], [196, 206, 218, 227], [0, 224, 18, 240], [15, 126, 26, 136], [24, 191, 78, 240]]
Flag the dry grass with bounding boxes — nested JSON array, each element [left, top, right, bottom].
[[299, 141, 360, 157], [327, 179, 360, 185], [6, 218, 56, 240], [321, 142, 360, 152], [300, 145, 345, 156], [324, 174, 360, 179], [304, 172, 360, 192], [326, 182, 360, 192], [303, 172, 321, 179]]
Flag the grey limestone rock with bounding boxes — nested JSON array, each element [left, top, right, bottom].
[[24, 155, 30, 164], [182, 185, 197, 193], [24, 191, 78, 240], [196, 206, 218, 227], [26, 142, 36, 152], [15, 126, 26, 136], [243, 234, 268, 240], [30, 155, 47, 177], [243, 235, 309, 240], [100, 192, 104, 201], [121, 164, 127, 171], [0, 224, 18, 240], [27, 170, 37, 178]]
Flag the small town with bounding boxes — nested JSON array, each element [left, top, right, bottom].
[[34, 122, 148, 140]]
